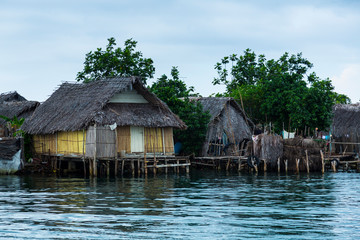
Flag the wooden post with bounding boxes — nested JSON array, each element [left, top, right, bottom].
[[177, 158, 180, 173], [165, 159, 168, 174], [331, 161, 337, 172], [93, 157, 97, 177], [226, 158, 231, 171], [115, 158, 118, 176], [277, 158, 281, 173], [137, 158, 141, 176], [83, 158, 86, 177], [296, 158, 300, 174], [263, 159, 267, 172], [144, 152, 148, 175], [131, 160, 135, 176], [320, 150, 325, 174], [305, 150, 310, 174], [284, 159, 288, 173], [93, 124, 97, 177], [238, 157, 241, 171], [121, 159, 125, 175], [89, 158, 93, 176], [186, 158, 190, 173], [106, 160, 110, 177]]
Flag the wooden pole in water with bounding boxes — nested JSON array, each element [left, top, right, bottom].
[[144, 152, 148, 175], [106, 160, 110, 177], [284, 159, 288, 173], [226, 157, 231, 171], [263, 159, 267, 172], [296, 158, 300, 174], [186, 158, 190, 173], [137, 158, 140, 176], [115, 158, 118, 176], [238, 156, 241, 171], [331, 161, 337, 172], [121, 158, 125, 175], [305, 150, 310, 174], [131, 159, 135, 176], [277, 158, 281, 173], [320, 150, 325, 174]]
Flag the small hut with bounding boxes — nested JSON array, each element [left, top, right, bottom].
[[0, 92, 39, 137], [332, 103, 360, 153], [0, 91, 27, 103], [191, 97, 253, 156], [22, 77, 186, 158]]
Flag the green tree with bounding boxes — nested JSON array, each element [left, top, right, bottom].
[[76, 37, 155, 84], [150, 67, 210, 155], [214, 50, 350, 132]]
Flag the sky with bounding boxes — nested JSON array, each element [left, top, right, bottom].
[[1, 0, 359, 103]]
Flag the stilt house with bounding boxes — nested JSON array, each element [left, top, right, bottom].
[[0, 91, 39, 137], [332, 103, 360, 153], [22, 77, 186, 158], [191, 97, 253, 156]]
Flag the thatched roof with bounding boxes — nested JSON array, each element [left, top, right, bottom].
[[22, 77, 186, 134], [0, 91, 27, 103], [332, 103, 360, 137], [0, 101, 39, 125], [190, 97, 254, 127]]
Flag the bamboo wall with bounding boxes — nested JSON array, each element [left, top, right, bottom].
[[33, 126, 175, 157], [33, 131, 86, 155]]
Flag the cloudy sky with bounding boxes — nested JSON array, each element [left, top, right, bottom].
[[1, 0, 359, 102]]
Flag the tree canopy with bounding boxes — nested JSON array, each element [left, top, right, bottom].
[[76, 37, 155, 84], [213, 49, 350, 133], [149, 67, 210, 155]]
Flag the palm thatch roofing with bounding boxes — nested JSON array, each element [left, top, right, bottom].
[[332, 103, 360, 137], [190, 97, 254, 127], [0, 91, 27, 103], [0, 101, 39, 125], [22, 77, 186, 135]]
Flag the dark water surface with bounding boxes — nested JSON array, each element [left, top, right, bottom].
[[0, 171, 359, 239]]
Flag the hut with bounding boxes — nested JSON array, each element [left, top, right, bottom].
[[22, 77, 186, 159], [0, 91, 27, 103], [191, 97, 253, 156], [0, 92, 39, 137], [332, 103, 360, 154]]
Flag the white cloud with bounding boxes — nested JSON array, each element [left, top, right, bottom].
[[332, 64, 360, 103]]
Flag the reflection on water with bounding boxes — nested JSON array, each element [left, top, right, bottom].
[[0, 171, 359, 239]]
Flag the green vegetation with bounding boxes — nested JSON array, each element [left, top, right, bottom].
[[0, 115, 25, 137], [76, 37, 155, 84], [213, 49, 350, 132], [149, 67, 210, 155]]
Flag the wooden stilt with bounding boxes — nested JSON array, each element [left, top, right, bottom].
[[83, 158, 86, 177], [331, 161, 337, 172], [106, 161, 110, 177], [284, 159, 288, 173], [263, 159, 267, 172], [296, 158, 300, 174], [305, 150, 310, 174], [186, 158, 190, 173], [137, 158, 141, 176], [144, 153, 148, 175], [277, 158, 281, 173], [238, 157, 241, 171], [320, 150, 325, 174], [93, 157, 97, 177], [115, 158, 118, 176], [226, 158, 231, 171], [131, 160, 135, 176], [121, 159, 125, 175], [165, 159, 168, 174], [177, 159, 180, 173]]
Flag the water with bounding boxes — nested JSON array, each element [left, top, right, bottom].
[[0, 171, 359, 239]]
